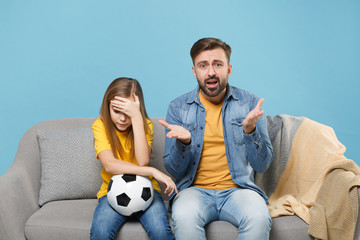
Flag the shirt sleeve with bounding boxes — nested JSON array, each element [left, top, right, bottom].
[[146, 118, 154, 152], [243, 109, 273, 173], [92, 118, 112, 159]]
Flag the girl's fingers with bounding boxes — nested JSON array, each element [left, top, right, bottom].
[[114, 96, 128, 102], [133, 93, 139, 102], [111, 100, 125, 109]]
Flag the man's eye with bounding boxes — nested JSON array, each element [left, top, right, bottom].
[[200, 64, 206, 68]]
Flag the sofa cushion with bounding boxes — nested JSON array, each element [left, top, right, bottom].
[[25, 199, 154, 240], [25, 200, 96, 240], [25, 199, 239, 240], [270, 216, 313, 240], [38, 128, 102, 206], [25, 199, 313, 240]]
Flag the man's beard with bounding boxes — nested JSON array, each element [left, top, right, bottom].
[[198, 76, 227, 97]]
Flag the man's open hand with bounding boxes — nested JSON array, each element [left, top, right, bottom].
[[159, 120, 191, 145], [242, 98, 265, 134]]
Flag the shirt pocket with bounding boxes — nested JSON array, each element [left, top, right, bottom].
[[182, 122, 197, 132], [182, 122, 197, 152], [231, 118, 245, 145]]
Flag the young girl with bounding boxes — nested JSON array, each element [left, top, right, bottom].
[[90, 77, 176, 240]]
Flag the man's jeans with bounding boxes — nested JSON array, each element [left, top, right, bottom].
[[172, 187, 272, 240], [90, 191, 174, 240]]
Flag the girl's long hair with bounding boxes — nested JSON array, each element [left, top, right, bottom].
[[99, 77, 150, 160]]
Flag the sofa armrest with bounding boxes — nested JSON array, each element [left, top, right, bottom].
[[0, 126, 42, 240], [0, 167, 40, 240], [0, 118, 100, 240]]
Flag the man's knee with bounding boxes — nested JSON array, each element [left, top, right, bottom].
[[221, 188, 272, 232], [244, 207, 271, 228], [171, 188, 208, 229], [172, 198, 202, 226]]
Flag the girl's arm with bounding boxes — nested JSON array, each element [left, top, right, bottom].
[[99, 149, 177, 196], [99, 150, 152, 175], [130, 111, 151, 166], [108, 94, 177, 195], [112, 94, 150, 166]]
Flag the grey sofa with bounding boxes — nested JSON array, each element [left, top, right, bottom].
[[0, 117, 359, 240]]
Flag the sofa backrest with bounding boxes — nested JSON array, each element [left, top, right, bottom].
[[11, 117, 170, 207], [13, 115, 299, 205], [148, 118, 172, 198]]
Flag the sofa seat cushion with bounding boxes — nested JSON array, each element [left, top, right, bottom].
[[270, 216, 313, 240], [25, 199, 152, 240], [205, 216, 312, 240], [25, 199, 312, 240], [25, 199, 96, 240]]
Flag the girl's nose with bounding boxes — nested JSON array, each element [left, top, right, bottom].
[[119, 113, 126, 121]]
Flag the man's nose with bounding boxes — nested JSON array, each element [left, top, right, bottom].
[[208, 65, 216, 76], [209, 65, 216, 75]]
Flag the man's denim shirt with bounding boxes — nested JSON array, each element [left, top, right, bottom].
[[163, 85, 274, 204]]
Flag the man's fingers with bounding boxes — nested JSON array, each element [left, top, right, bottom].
[[159, 120, 171, 130], [166, 132, 174, 138], [249, 110, 264, 121], [255, 98, 264, 110]]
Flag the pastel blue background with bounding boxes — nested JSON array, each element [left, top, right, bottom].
[[1, 0, 359, 176]]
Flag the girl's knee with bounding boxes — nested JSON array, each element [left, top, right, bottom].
[[147, 225, 174, 240], [90, 226, 113, 240]]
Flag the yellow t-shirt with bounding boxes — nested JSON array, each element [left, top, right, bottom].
[[192, 92, 238, 190], [92, 118, 161, 199]]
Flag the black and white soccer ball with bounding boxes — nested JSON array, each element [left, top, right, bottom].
[[107, 174, 154, 216]]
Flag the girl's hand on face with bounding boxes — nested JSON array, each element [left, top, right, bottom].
[[111, 94, 141, 119]]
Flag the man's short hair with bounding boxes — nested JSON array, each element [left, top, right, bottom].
[[190, 38, 232, 65]]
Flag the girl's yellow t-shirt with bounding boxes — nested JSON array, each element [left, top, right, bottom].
[[92, 118, 161, 199]]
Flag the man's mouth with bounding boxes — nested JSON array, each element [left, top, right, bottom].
[[205, 78, 219, 89]]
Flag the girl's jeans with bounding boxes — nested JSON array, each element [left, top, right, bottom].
[[90, 191, 174, 240]]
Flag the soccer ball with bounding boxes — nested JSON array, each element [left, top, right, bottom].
[[107, 174, 154, 216]]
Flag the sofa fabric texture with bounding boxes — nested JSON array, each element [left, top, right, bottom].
[[0, 117, 359, 240], [38, 127, 102, 206]]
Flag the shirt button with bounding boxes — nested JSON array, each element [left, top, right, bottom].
[[200, 127, 203, 130], [197, 144, 201, 148]]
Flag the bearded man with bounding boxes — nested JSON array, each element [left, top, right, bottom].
[[159, 37, 274, 240]]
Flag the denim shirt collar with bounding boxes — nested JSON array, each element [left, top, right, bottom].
[[186, 84, 239, 105]]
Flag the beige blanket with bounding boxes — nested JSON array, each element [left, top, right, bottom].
[[267, 118, 360, 240]]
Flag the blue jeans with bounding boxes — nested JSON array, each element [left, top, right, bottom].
[[171, 187, 272, 240], [90, 191, 174, 240]]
